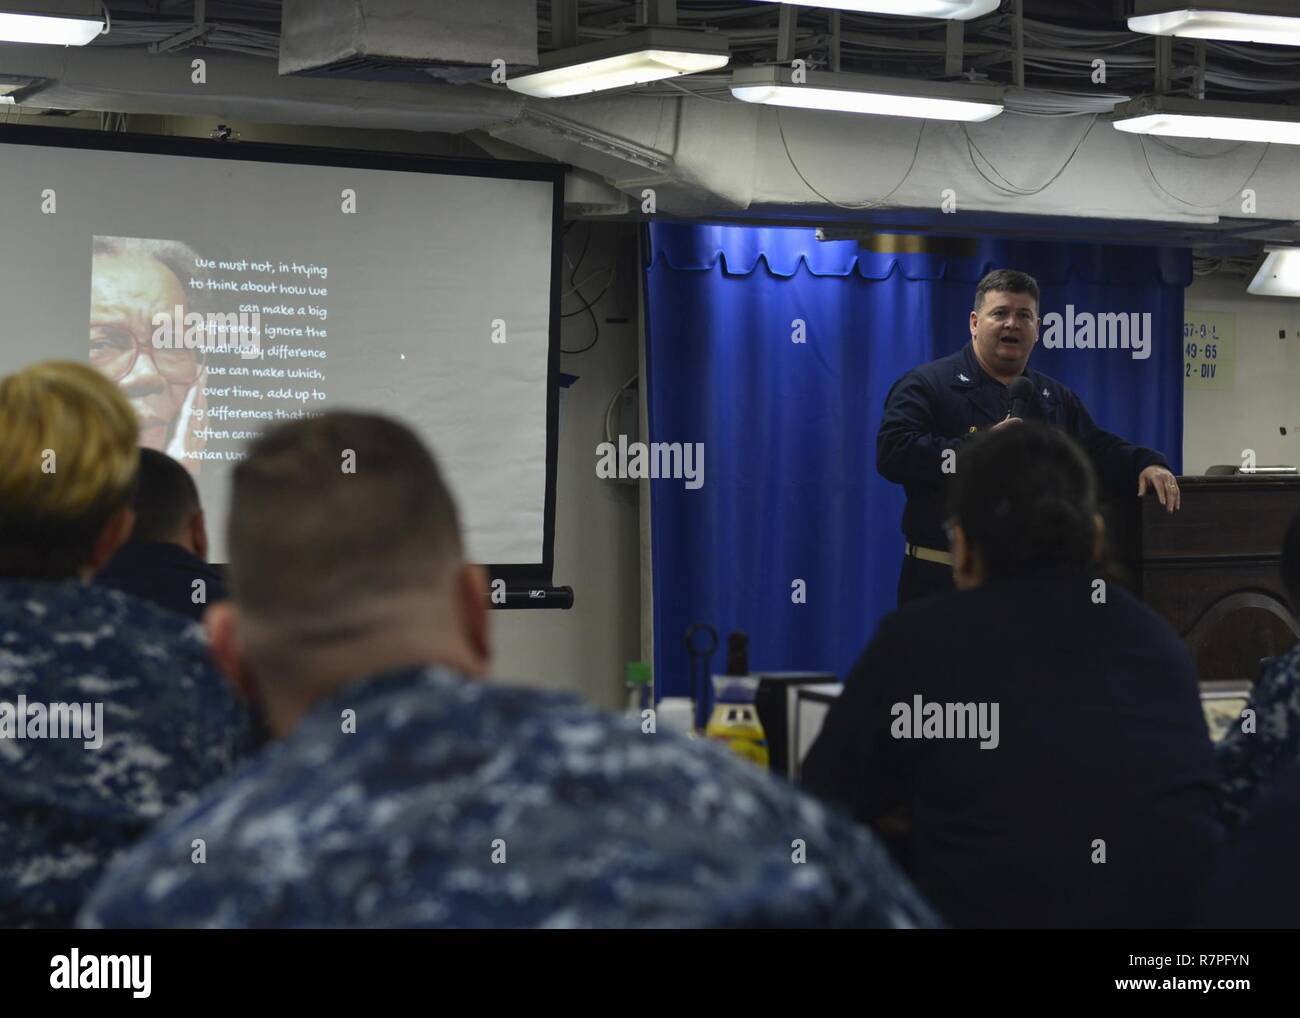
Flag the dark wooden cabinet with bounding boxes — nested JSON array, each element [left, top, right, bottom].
[[1105, 476, 1300, 684]]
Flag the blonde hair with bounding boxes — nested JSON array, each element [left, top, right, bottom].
[[0, 362, 138, 577]]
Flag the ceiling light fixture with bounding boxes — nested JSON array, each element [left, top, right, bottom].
[[1113, 94, 1300, 145], [0, 1, 106, 46], [506, 28, 730, 99], [730, 66, 1003, 122], [1129, 0, 1300, 46], [778, 0, 999, 18], [1249, 248, 1300, 297]]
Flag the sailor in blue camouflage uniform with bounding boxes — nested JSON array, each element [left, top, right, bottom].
[[0, 583, 246, 927], [1216, 648, 1300, 829], [81, 412, 939, 929], [1214, 510, 1300, 829], [81, 663, 936, 928], [0, 361, 248, 928]]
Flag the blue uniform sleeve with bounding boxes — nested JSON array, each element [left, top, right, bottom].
[[1215, 648, 1300, 830], [1062, 389, 1168, 491], [876, 371, 978, 487]]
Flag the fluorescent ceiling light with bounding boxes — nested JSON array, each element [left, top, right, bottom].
[[1130, 1, 1300, 45], [1248, 248, 1300, 297], [0, 2, 105, 46], [778, 0, 999, 17], [1113, 95, 1300, 145], [730, 66, 1003, 122], [774, 0, 998, 15], [506, 28, 730, 98]]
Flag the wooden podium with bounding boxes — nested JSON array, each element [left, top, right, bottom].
[[1105, 476, 1300, 684]]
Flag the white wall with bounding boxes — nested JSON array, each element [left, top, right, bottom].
[[490, 222, 642, 711], [1183, 274, 1300, 474]]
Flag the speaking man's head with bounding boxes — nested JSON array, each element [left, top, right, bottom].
[[89, 236, 206, 456], [205, 412, 491, 738], [970, 269, 1041, 383]]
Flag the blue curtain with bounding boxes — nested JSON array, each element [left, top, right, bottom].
[[644, 222, 1189, 700]]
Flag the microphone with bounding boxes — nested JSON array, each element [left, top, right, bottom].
[[1008, 376, 1035, 420]]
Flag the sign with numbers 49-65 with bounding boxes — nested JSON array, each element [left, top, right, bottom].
[[1183, 312, 1235, 391]]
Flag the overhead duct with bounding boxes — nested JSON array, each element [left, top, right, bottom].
[[0, 43, 522, 134], [278, 0, 538, 78], [563, 169, 633, 217]]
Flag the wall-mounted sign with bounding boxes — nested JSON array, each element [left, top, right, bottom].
[[1184, 311, 1235, 391]]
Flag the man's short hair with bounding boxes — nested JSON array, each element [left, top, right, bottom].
[[974, 269, 1040, 313], [227, 412, 463, 639], [950, 422, 1098, 582], [0, 361, 139, 580], [1282, 508, 1300, 614], [132, 448, 200, 543]]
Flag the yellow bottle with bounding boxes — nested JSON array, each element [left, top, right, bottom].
[[706, 676, 769, 768]]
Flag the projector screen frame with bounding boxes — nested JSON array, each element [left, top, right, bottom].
[[0, 121, 564, 587]]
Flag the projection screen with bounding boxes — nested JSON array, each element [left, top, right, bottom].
[[0, 125, 562, 579]]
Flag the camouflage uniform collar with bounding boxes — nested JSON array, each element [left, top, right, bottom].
[[0, 577, 100, 606], [299, 662, 468, 726]]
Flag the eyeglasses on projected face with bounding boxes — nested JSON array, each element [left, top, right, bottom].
[[89, 325, 206, 385]]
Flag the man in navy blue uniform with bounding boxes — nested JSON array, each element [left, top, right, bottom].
[[877, 269, 1181, 604]]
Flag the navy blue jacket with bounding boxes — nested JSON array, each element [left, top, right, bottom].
[[877, 344, 1169, 548], [95, 540, 227, 623], [801, 573, 1219, 929]]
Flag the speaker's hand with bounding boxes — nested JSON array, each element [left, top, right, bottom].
[[1138, 465, 1180, 513]]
